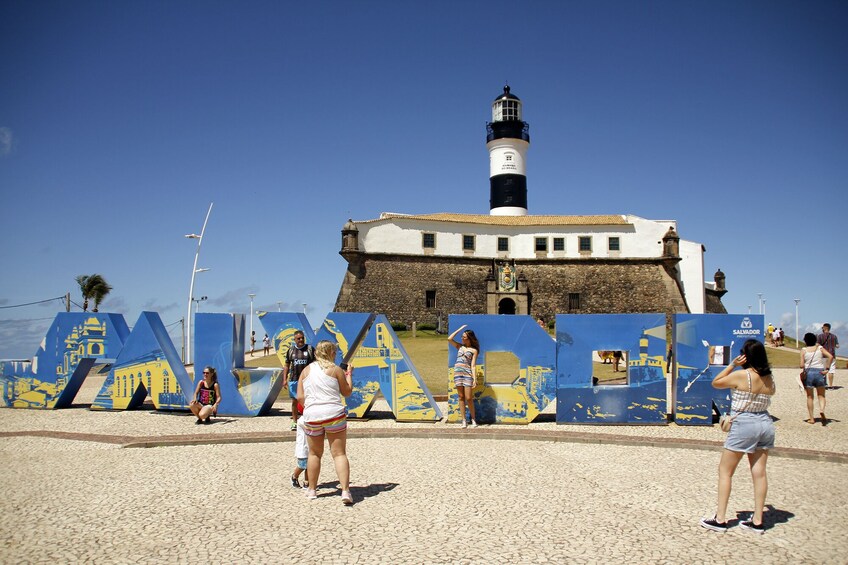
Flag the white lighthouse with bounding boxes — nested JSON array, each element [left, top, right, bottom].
[[487, 85, 530, 216]]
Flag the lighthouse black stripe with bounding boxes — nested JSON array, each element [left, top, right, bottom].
[[490, 175, 527, 209]]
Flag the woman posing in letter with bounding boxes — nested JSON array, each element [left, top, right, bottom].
[[189, 366, 221, 424], [700, 339, 775, 534], [448, 324, 479, 429]]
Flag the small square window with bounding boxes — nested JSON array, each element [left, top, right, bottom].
[[553, 237, 565, 251], [422, 233, 435, 248], [463, 235, 475, 251], [568, 293, 581, 311], [497, 237, 509, 252], [579, 236, 592, 252], [425, 290, 436, 308], [609, 237, 620, 251], [535, 237, 547, 252]]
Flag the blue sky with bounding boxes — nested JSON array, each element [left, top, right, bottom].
[[1, 0, 846, 359]]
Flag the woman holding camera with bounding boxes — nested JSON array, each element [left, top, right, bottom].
[[700, 339, 775, 535], [296, 340, 354, 505]]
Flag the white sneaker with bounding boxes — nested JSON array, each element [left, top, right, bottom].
[[460, 420, 467, 429], [471, 420, 478, 428]]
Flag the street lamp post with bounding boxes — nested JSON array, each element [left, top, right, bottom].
[[185, 202, 213, 365], [757, 293, 763, 314], [277, 301, 282, 312], [794, 299, 801, 347], [248, 293, 256, 345], [193, 295, 208, 313], [302, 303, 307, 315], [762, 299, 767, 333]]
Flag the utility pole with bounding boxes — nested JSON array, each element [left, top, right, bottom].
[[65, 292, 71, 312]]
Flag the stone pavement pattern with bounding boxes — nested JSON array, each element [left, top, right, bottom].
[[1, 368, 846, 563]]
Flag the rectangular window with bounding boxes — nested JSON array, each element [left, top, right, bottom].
[[422, 233, 435, 249], [425, 290, 436, 308], [579, 236, 592, 252], [462, 235, 475, 251], [568, 293, 581, 311], [497, 237, 509, 252], [535, 237, 547, 252], [608, 237, 620, 251], [553, 237, 565, 251]]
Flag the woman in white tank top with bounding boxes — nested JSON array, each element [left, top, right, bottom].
[[296, 340, 354, 505]]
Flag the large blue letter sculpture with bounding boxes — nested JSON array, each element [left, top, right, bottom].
[[194, 312, 285, 417], [447, 314, 556, 424], [91, 312, 191, 411], [316, 312, 442, 421], [556, 313, 668, 424], [1, 313, 129, 409], [674, 314, 764, 425]]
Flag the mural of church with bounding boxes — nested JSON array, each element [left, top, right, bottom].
[[334, 86, 727, 328]]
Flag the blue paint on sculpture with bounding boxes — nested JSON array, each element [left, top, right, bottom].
[[316, 313, 441, 420], [556, 313, 668, 424], [674, 314, 764, 426], [91, 312, 191, 411], [258, 311, 316, 367], [447, 314, 556, 424], [194, 312, 284, 416], [0, 313, 130, 409]]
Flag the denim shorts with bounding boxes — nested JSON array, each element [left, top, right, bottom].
[[296, 457, 307, 470], [288, 380, 298, 399], [804, 370, 828, 389], [724, 411, 775, 453]]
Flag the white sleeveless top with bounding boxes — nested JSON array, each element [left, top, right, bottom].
[[803, 346, 826, 369], [302, 362, 345, 422]]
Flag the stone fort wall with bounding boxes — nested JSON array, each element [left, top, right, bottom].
[[334, 252, 723, 328]]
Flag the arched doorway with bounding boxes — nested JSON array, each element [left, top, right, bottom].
[[498, 298, 516, 315]]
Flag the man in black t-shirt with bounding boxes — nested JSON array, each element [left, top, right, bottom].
[[283, 330, 315, 431]]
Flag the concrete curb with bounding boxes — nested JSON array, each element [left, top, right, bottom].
[[2, 428, 845, 463]]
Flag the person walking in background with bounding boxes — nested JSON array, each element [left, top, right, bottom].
[[189, 366, 221, 425], [817, 323, 839, 388], [448, 324, 479, 428], [283, 330, 316, 431], [297, 340, 354, 505], [613, 350, 624, 372], [800, 332, 833, 425], [700, 339, 775, 535], [263, 333, 271, 356], [249, 330, 256, 357]]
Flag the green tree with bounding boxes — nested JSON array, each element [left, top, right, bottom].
[[75, 274, 113, 312]]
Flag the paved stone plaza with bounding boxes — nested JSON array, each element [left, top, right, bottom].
[[1, 367, 846, 563]]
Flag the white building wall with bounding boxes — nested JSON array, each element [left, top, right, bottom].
[[358, 215, 683, 261], [678, 239, 706, 314]]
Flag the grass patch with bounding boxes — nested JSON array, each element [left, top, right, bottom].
[[243, 331, 804, 398]]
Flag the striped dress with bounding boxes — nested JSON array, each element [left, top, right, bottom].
[[453, 346, 476, 388]]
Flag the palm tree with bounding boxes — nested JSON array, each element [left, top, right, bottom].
[[75, 274, 113, 312]]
